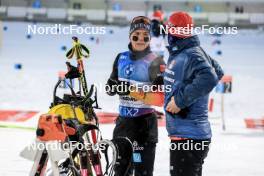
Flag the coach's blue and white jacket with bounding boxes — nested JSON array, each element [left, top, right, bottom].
[[164, 35, 224, 139]]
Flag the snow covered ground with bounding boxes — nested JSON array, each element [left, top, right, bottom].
[[0, 120, 264, 176], [0, 22, 264, 175]]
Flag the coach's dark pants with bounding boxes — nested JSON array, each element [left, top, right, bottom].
[[170, 139, 211, 176]]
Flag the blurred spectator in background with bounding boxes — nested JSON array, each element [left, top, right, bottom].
[[150, 10, 166, 58], [235, 6, 244, 13]]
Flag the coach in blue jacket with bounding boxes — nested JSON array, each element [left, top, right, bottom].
[[164, 12, 224, 176]]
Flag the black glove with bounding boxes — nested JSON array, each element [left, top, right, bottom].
[[105, 78, 118, 96], [152, 76, 164, 91], [105, 79, 130, 96], [167, 108, 189, 119], [177, 108, 189, 118], [105, 78, 130, 96], [116, 81, 130, 96]]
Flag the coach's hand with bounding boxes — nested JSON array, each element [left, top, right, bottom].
[[166, 97, 181, 114]]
